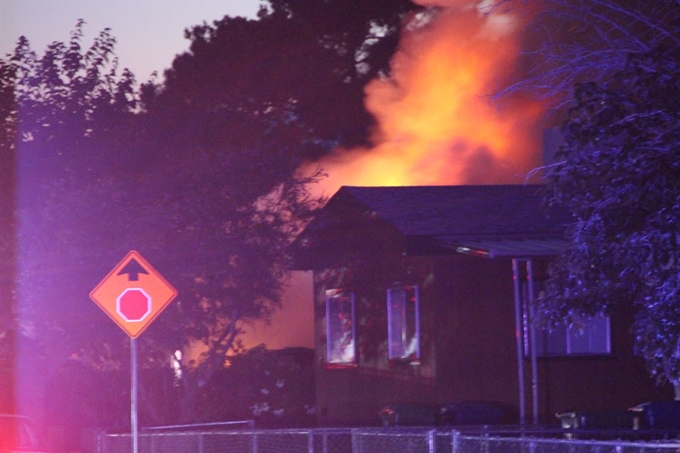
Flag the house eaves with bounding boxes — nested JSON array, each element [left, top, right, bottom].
[[339, 185, 571, 238], [291, 184, 573, 268], [436, 236, 570, 259]]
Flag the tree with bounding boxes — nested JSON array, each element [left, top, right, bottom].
[[502, 0, 680, 110], [1, 23, 324, 425], [0, 21, 143, 418], [4, 0, 424, 425], [3, 21, 138, 186], [539, 46, 680, 394], [2, 21, 140, 333], [0, 51, 17, 414], [144, 0, 420, 164], [137, 0, 421, 422]]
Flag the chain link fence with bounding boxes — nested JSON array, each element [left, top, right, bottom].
[[98, 426, 680, 453], [99, 427, 354, 453]]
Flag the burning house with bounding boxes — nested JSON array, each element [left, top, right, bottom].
[[293, 184, 671, 426]]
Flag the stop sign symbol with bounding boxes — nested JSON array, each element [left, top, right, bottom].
[[117, 288, 151, 322]]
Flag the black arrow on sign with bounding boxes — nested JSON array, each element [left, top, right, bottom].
[[117, 258, 149, 281]]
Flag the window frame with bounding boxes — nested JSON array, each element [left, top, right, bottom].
[[325, 288, 357, 368], [532, 314, 612, 357], [387, 285, 421, 364]]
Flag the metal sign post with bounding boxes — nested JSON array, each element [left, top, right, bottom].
[[512, 258, 538, 425], [131, 337, 139, 453], [90, 250, 177, 453]]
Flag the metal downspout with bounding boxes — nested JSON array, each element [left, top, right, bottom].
[[512, 259, 526, 424], [527, 259, 539, 424]]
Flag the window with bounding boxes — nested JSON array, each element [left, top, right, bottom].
[[325, 289, 356, 366], [533, 315, 611, 356], [387, 285, 420, 363]]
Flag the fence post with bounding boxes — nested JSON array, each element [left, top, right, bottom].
[[309, 430, 314, 453], [428, 430, 436, 453], [351, 429, 359, 453], [253, 431, 258, 453], [323, 431, 329, 453], [198, 432, 204, 453], [451, 430, 459, 453], [95, 429, 104, 453]]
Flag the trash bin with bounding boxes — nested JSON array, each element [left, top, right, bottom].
[[556, 410, 637, 430], [631, 401, 680, 429], [439, 401, 506, 426], [379, 404, 439, 426]]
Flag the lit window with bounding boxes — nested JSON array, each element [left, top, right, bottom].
[[325, 289, 357, 366], [387, 285, 420, 363], [534, 315, 611, 356]]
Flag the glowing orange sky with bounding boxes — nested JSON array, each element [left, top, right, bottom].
[[304, 0, 546, 198]]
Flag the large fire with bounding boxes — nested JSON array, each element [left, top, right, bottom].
[[253, 1, 548, 350], [304, 0, 546, 197]]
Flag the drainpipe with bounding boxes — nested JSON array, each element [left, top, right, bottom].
[[527, 259, 539, 425], [512, 259, 526, 424], [513, 258, 540, 424]]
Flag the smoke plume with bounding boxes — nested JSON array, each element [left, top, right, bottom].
[[305, 0, 546, 196]]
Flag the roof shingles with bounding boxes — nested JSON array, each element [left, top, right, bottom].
[[338, 185, 571, 239], [293, 185, 573, 264]]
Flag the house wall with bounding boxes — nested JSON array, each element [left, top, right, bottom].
[[428, 254, 672, 423], [535, 307, 672, 418], [311, 233, 526, 425], [309, 226, 671, 426], [314, 367, 438, 426], [311, 236, 440, 426], [431, 254, 520, 417]]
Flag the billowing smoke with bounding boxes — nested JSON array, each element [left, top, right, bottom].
[[306, 0, 546, 196]]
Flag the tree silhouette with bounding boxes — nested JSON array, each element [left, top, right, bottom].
[[540, 46, 680, 395], [3, 0, 420, 424], [0, 21, 140, 417], [502, 0, 680, 110], [137, 0, 420, 422]]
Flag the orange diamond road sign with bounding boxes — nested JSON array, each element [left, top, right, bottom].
[[90, 250, 178, 338]]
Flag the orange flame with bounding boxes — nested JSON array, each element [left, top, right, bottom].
[[304, 1, 546, 197]]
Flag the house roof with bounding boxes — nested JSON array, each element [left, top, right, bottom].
[[294, 184, 573, 266], [336, 185, 570, 238]]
